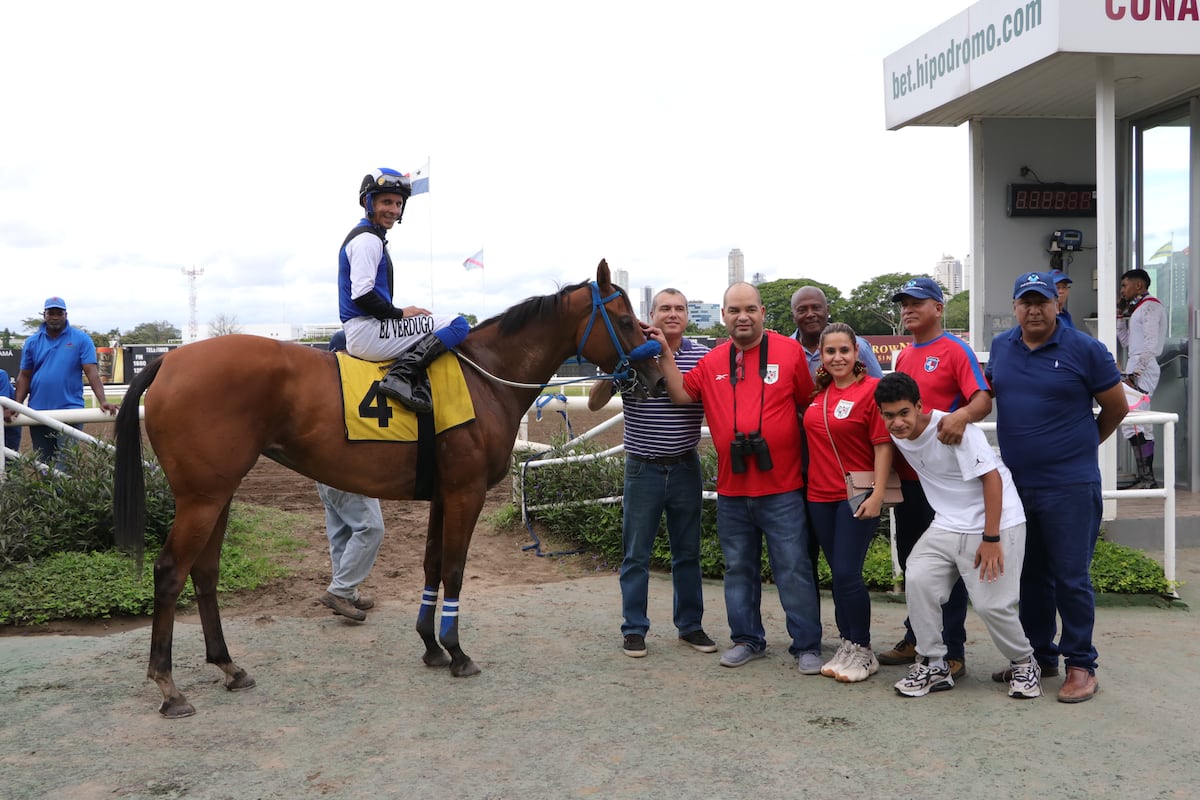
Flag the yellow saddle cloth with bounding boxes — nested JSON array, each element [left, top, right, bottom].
[[335, 352, 475, 442]]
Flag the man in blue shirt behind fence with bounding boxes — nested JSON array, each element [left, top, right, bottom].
[[5, 297, 117, 467]]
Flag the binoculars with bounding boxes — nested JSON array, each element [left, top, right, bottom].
[[730, 431, 773, 474]]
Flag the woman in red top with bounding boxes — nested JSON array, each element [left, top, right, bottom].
[[802, 323, 893, 683]]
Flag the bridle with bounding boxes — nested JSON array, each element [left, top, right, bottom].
[[454, 281, 661, 392]]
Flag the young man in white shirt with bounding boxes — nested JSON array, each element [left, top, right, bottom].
[[874, 371, 1041, 700]]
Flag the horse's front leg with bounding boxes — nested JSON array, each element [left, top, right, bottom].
[[417, 498, 450, 667], [193, 503, 256, 694], [437, 493, 485, 678]]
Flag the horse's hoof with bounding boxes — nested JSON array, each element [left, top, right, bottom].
[[423, 650, 451, 668], [451, 658, 481, 678], [159, 698, 196, 719], [225, 670, 256, 692]]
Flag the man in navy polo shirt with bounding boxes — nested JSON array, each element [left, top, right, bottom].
[[6, 297, 117, 467], [986, 271, 1127, 704], [589, 288, 716, 658]]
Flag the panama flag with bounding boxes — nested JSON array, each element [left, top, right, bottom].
[[463, 248, 484, 271], [410, 159, 430, 195], [1150, 239, 1173, 261]]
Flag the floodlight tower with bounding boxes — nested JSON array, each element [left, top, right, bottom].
[[181, 266, 204, 342]]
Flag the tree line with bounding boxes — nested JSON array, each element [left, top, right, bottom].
[[687, 272, 969, 337]]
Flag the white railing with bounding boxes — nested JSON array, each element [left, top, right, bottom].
[[519, 389, 1181, 598], [6, 383, 1179, 596]]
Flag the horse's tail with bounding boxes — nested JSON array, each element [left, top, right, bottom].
[[113, 356, 164, 565]]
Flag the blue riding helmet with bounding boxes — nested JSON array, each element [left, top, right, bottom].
[[359, 168, 412, 221]]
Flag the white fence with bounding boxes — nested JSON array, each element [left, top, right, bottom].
[[3, 386, 1180, 595], [518, 392, 1181, 597]]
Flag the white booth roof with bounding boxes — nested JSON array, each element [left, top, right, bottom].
[[884, 0, 1200, 129]]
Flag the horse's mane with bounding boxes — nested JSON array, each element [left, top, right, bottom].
[[475, 279, 594, 335]]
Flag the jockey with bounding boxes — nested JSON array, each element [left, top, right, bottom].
[[339, 168, 470, 413]]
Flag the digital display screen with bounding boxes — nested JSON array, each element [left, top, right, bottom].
[[1007, 183, 1097, 218]]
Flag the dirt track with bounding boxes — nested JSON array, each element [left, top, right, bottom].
[[2, 573, 1199, 800], [2, 411, 1199, 798]]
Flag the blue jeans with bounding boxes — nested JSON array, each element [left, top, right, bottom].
[[1017, 482, 1102, 672], [716, 490, 822, 655], [619, 453, 705, 637], [316, 482, 385, 600], [807, 499, 876, 647], [894, 479, 968, 660], [30, 424, 83, 471]]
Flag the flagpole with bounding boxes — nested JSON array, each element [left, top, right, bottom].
[[426, 156, 434, 308]]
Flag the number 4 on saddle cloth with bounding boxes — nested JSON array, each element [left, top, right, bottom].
[[335, 351, 476, 441]]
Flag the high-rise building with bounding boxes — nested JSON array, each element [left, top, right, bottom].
[[640, 286, 653, 320], [728, 248, 744, 286], [614, 268, 630, 290], [687, 300, 722, 329], [934, 254, 964, 298]]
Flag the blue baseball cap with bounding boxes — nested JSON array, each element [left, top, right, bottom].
[[44, 296, 67, 310], [1049, 269, 1073, 285], [891, 277, 944, 303], [1013, 271, 1057, 300]]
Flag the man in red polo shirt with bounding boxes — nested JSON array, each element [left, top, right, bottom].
[[655, 282, 824, 674]]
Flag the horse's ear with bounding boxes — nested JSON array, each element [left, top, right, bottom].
[[596, 258, 611, 288]]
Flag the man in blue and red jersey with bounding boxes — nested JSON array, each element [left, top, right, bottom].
[[589, 288, 716, 659], [876, 277, 992, 681], [655, 282, 824, 675]]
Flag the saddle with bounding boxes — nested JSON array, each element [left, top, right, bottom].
[[333, 352, 474, 443]]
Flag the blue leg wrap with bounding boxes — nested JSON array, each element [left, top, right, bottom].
[[417, 587, 438, 626], [439, 598, 460, 639]]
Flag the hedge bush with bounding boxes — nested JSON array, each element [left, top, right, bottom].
[[518, 439, 1174, 595], [0, 442, 175, 568]]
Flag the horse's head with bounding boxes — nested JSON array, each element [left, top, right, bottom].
[[574, 259, 665, 398]]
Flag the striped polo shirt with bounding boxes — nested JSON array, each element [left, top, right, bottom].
[[620, 337, 708, 459]]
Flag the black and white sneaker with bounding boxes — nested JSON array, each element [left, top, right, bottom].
[[622, 634, 647, 658], [1008, 659, 1043, 699], [894, 659, 955, 697], [678, 629, 718, 653]]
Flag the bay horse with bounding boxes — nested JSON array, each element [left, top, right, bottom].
[[114, 259, 663, 718]]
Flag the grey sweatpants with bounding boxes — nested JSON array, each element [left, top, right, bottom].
[[906, 524, 1033, 663]]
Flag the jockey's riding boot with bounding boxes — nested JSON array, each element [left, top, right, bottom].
[[1140, 450, 1160, 489], [377, 333, 448, 414], [1131, 447, 1157, 489]]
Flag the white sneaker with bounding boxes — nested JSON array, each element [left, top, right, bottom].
[[1008, 659, 1043, 699], [894, 659, 955, 697], [836, 644, 880, 683], [821, 640, 852, 678]]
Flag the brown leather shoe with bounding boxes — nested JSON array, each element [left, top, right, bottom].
[[1057, 666, 1099, 703], [320, 591, 367, 621], [353, 593, 375, 611], [877, 640, 918, 665], [947, 659, 966, 680], [992, 662, 1060, 682]]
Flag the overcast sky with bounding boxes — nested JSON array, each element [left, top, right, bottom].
[[1, 1, 975, 338]]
